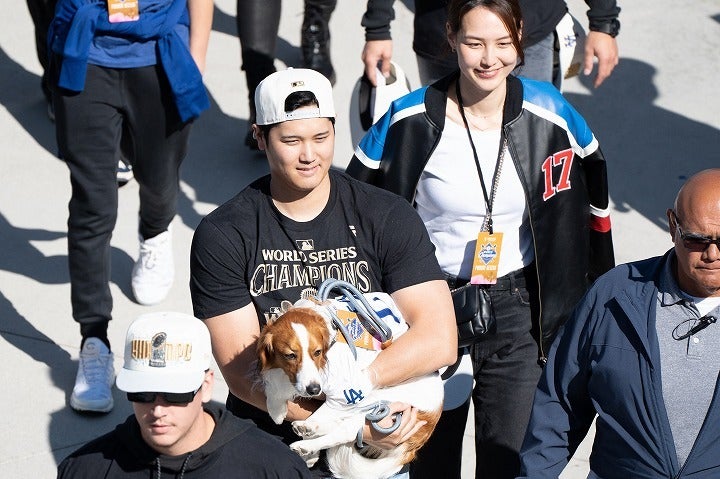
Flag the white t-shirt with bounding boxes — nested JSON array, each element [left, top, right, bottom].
[[415, 119, 533, 279]]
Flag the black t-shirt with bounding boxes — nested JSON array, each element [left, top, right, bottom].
[[190, 170, 443, 442], [191, 170, 442, 324]]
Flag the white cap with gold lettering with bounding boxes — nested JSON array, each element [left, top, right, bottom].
[[116, 312, 211, 393]]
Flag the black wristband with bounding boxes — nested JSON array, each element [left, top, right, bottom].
[[589, 18, 620, 38]]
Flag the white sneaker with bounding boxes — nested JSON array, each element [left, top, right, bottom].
[[117, 159, 134, 187], [131, 228, 174, 305], [70, 338, 114, 413]]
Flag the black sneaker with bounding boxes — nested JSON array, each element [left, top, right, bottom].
[[301, 8, 336, 85]]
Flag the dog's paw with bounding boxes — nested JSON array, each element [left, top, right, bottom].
[[291, 419, 321, 438], [290, 441, 321, 466]]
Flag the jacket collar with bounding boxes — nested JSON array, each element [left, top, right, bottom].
[[426, 71, 524, 130], [613, 251, 674, 367]]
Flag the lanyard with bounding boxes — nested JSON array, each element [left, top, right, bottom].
[[455, 76, 507, 234]]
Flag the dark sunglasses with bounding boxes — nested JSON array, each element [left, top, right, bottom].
[[671, 211, 720, 252], [127, 389, 199, 404]]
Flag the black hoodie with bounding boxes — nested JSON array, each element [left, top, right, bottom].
[[57, 404, 312, 478]]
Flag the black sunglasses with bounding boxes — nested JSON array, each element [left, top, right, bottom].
[[671, 211, 720, 252], [127, 389, 199, 404]]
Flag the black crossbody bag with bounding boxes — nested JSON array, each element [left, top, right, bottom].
[[450, 283, 496, 348]]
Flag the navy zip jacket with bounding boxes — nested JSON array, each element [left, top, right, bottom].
[[519, 251, 720, 478], [347, 72, 614, 360]]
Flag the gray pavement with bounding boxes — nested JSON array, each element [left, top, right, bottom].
[[0, 0, 718, 477]]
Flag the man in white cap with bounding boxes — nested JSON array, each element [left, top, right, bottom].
[[190, 68, 457, 476], [57, 312, 312, 478]]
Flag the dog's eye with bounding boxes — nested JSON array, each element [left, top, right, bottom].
[[313, 349, 322, 357], [284, 353, 297, 361]]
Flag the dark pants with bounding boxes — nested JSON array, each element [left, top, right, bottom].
[[410, 266, 542, 479], [235, 0, 337, 113], [54, 64, 190, 335]]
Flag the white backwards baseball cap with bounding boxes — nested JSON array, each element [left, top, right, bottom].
[[254, 68, 336, 125], [116, 312, 212, 393]]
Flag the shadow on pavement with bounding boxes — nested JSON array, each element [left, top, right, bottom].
[[565, 58, 720, 229], [0, 46, 57, 156], [0, 211, 136, 299], [176, 90, 269, 233], [0, 291, 133, 465]]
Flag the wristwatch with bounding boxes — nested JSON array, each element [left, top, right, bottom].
[[589, 18, 621, 38]]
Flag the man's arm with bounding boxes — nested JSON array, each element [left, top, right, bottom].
[[362, 0, 396, 84], [518, 302, 597, 478], [583, 0, 621, 87], [204, 305, 319, 421], [369, 279, 458, 387], [358, 279, 457, 449], [188, 0, 213, 73]]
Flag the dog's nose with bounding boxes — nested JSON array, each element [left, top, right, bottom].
[[306, 383, 321, 396]]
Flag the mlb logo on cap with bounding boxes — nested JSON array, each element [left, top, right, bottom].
[[254, 68, 336, 125], [116, 312, 211, 394]]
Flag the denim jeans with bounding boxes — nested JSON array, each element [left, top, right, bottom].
[[410, 266, 542, 479], [513, 32, 557, 86], [54, 64, 190, 332]]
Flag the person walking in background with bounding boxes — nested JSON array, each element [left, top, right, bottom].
[[48, 0, 212, 413], [238, 0, 337, 150], [57, 312, 313, 478], [519, 169, 720, 478], [26, 0, 135, 188], [361, 0, 620, 89], [347, 0, 614, 477], [190, 67, 457, 477]]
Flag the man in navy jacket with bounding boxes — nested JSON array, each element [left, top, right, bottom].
[[518, 168, 720, 478]]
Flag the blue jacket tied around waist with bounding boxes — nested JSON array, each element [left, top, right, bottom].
[[50, 0, 209, 122]]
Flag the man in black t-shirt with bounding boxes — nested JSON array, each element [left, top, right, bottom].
[[190, 68, 457, 466]]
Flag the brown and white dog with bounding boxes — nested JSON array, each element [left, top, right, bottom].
[[257, 305, 444, 479]]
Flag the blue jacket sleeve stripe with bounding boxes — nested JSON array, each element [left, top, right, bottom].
[[354, 87, 428, 168], [523, 100, 599, 158], [520, 78, 598, 157]]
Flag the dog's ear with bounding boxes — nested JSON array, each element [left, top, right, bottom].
[[305, 302, 335, 336], [257, 331, 274, 369], [279, 299, 294, 313]]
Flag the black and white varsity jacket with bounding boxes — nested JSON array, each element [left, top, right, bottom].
[[346, 72, 615, 361]]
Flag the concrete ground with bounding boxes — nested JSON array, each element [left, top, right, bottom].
[[0, 0, 718, 477]]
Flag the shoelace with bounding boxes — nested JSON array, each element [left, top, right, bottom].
[[139, 244, 158, 269], [138, 239, 170, 270], [80, 350, 111, 385]]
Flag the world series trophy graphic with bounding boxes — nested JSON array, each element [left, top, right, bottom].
[[149, 332, 167, 367]]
